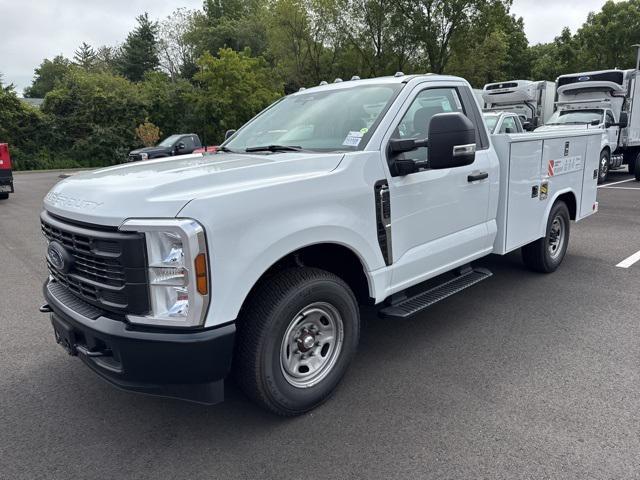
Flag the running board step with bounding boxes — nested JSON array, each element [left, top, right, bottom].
[[379, 267, 493, 319]]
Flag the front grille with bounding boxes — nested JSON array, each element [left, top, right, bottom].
[[41, 211, 149, 316], [128, 153, 142, 162]]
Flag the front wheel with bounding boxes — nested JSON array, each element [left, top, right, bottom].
[[522, 201, 570, 273], [0, 193, 8, 200], [598, 150, 610, 184], [234, 267, 360, 416]]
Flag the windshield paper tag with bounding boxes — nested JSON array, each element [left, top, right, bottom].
[[343, 131, 364, 147]]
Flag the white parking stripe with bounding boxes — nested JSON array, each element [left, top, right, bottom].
[[598, 178, 635, 188], [599, 186, 640, 191], [616, 250, 640, 268]]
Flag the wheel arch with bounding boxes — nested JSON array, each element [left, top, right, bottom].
[[538, 188, 577, 237]]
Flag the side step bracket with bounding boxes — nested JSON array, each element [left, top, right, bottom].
[[379, 267, 492, 319]]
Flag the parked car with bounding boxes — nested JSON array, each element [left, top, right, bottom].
[[0, 143, 14, 200], [127, 134, 202, 162], [41, 73, 601, 416], [193, 145, 218, 154], [483, 111, 525, 134]]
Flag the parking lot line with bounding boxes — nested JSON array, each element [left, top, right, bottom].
[[616, 250, 640, 268], [599, 186, 640, 191], [598, 178, 635, 188]]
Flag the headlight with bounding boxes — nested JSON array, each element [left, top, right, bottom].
[[119, 219, 209, 328], [140, 152, 149, 160]]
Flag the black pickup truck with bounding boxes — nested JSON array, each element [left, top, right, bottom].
[[0, 143, 14, 200], [128, 134, 202, 162]]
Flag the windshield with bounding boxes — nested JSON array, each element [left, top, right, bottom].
[[158, 135, 182, 147], [547, 109, 604, 125], [225, 84, 403, 152], [483, 115, 499, 133]]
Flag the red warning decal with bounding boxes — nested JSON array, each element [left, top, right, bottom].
[[548, 160, 555, 177]]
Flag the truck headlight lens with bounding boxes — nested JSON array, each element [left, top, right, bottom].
[[140, 152, 149, 160], [119, 219, 210, 328]]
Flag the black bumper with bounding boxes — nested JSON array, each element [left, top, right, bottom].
[[44, 281, 235, 405], [0, 170, 13, 193]]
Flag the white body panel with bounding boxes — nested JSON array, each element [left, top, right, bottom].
[[43, 75, 601, 328], [483, 80, 556, 127], [491, 130, 601, 254]]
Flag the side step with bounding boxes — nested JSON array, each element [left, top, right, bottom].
[[379, 267, 493, 319]]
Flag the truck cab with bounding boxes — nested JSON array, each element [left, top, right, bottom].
[[483, 111, 525, 134], [482, 80, 556, 130], [40, 74, 600, 416], [537, 69, 639, 183]]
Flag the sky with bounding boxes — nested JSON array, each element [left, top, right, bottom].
[[0, 0, 615, 95]]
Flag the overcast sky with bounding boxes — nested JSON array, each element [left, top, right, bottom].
[[0, 0, 615, 95]]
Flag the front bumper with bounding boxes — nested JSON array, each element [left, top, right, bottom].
[[43, 280, 235, 405]]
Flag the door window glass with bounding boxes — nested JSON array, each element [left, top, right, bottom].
[[499, 116, 518, 134], [391, 88, 465, 163]]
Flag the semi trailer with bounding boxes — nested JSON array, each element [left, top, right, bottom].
[[40, 73, 601, 416], [482, 80, 556, 130]]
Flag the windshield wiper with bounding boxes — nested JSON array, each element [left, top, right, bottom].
[[217, 146, 237, 153], [245, 145, 304, 153]]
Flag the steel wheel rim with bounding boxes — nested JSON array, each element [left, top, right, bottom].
[[280, 302, 344, 388], [600, 156, 608, 178], [547, 215, 566, 260]]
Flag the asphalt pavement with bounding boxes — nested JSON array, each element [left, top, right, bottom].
[[1, 169, 640, 479]]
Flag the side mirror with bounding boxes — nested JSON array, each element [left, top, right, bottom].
[[428, 112, 476, 169], [618, 112, 629, 128], [523, 122, 533, 131], [225, 129, 236, 141], [176, 142, 186, 151]]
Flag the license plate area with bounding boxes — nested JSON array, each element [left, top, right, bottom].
[[51, 314, 78, 355], [0, 184, 12, 192]]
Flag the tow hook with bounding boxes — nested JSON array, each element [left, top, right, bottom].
[[39, 304, 53, 313]]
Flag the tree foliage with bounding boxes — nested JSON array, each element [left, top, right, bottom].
[[7, 0, 640, 170]]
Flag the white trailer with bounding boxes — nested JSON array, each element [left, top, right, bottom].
[[539, 69, 640, 182], [483, 80, 556, 129]]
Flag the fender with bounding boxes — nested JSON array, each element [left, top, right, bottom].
[[538, 187, 577, 238], [207, 226, 386, 327]]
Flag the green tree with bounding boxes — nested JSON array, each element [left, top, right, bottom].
[[529, 28, 580, 80], [43, 70, 148, 165], [118, 13, 160, 82], [23, 55, 72, 98], [158, 8, 198, 80], [192, 48, 283, 143], [73, 42, 97, 70]]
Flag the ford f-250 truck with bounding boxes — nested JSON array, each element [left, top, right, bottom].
[[128, 134, 202, 162], [40, 74, 601, 416]]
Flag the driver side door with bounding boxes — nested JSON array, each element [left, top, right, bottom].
[[382, 84, 496, 293]]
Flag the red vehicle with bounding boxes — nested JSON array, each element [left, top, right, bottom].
[[193, 145, 218, 154], [0, 144, 14, 200]]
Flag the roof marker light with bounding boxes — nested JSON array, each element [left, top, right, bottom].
[[394, 71, 405, 77], [319, 81, 328, 86], [334, 78, 343, 83], [351, 75, 361, 81]]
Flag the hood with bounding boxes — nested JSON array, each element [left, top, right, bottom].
[[129, 146, 168, 155], [44, 152, 344, 226]]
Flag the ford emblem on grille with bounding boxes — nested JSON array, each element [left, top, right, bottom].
[[47, 241, 74, 273]]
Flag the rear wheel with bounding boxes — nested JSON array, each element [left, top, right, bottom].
[[0, 193, 9, 200], [598, 150, 610, 184], [635, 152, 640, 181], [522, 201, 570, 273], [234, 267, 360, 416]]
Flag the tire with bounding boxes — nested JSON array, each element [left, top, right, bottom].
[[626, 150, 637, 175], [522, 201, 571, 273], [598, 150, 610, 184], [0, 193, 8, 200], [635, 151, 640, 182], [234, 267, 360, 416]]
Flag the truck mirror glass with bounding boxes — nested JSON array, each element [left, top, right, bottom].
[[428, 113, 476, 169]]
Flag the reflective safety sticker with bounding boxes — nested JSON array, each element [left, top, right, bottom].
[[343, 131, 364, 147], [540, 182, 549, 200]]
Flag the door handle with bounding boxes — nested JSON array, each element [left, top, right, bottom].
[[467, 172, 488, 182]]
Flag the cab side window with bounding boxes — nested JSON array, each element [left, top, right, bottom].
[[499, 116, 518, 134], [391, 88, 465, 162], [182, 136, 195, 150]]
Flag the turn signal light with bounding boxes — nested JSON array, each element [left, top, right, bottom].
[[195, 253, 208, 295]]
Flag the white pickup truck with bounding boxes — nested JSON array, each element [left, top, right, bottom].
[[40, 74, 601, 416]]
